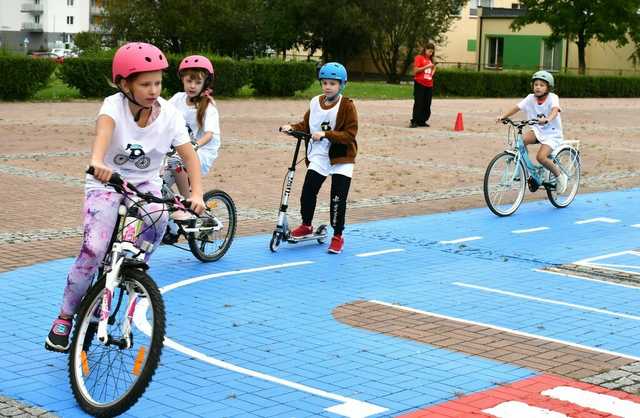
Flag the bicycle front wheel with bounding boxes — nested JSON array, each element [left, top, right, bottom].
[[547, 147, 580, 208], [69, 269, 165, 417], [484, 152, 526, 217], [188, 189, 237, 262]]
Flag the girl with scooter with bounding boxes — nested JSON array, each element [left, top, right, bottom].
[[279, 62, 358, 254]]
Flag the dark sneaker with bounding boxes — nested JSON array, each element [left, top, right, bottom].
[[45, 317, 72, 353], [162, 229, 179, 245], [291, 224, 313, 238], [328, 235, 344, 254]]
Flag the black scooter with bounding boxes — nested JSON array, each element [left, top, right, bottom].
[[269, 129, 328, 252]]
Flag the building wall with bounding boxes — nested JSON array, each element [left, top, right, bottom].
[[477, 17, 637, 74], [0, 0, 92, 52]]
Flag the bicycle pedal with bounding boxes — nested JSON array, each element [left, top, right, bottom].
[[527, 177, 539, 192]]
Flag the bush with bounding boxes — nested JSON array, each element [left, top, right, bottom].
[[164, 55, 251, 97], [250, 59, 317, 96], [0, 55, 57, 100], [435, 69, 640, 98], [58, 57, 113, 97]]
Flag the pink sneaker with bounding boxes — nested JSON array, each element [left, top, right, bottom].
[[45, 317, 72, 352], [291, 224, 313, 238], [328, 235, 344, 254]]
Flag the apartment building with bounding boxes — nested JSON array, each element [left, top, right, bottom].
[[0, 0, 104, 52]]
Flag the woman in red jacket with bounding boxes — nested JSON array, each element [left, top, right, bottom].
[[410, 42, 436, 128]]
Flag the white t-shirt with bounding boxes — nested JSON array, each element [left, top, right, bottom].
[[307, 95, 354, 178], [86, 93, 190, 191], [168, 92, 221, 160], [517, 93, 564, 148]]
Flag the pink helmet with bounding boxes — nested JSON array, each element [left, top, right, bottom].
[[112, 42, 168, 83], [178, 55, 214, 75]]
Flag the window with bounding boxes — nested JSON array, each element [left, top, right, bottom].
[[542, 40, 563, 71], [34, 0, 40, 4], [467, 39, 477, 52], [470, 0, 493, 16], [511, 3, 520, 8], [66, 16, 74, 24], [486, 36, 504, 68], [67, 0, 74, 5], [34, 15, 40, 23]]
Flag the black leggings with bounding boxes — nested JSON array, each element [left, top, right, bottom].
[[300, 169, 351, 236]]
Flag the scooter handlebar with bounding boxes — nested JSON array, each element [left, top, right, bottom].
[[280, 128, 311, 141]]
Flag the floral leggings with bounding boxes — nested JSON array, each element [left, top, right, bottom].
[[60, 183, 167, 316]]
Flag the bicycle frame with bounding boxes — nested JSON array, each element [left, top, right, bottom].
[[97, 205, 152, 349]]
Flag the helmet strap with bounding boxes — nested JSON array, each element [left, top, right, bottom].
[[118, 87, 151, 122]]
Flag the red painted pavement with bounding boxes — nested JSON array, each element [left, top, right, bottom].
[[398, 374, 640, 418]]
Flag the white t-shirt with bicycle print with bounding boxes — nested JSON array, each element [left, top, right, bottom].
[[517, 92, 564, 150], [169, 92, 221, 176], [86, 93, 191, 192]]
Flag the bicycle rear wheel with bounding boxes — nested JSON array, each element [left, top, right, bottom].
[[69, 269, 165, 417], [188, 189, 237, 262], [483, 152, 526, 217], [547, 147, 580, 208]]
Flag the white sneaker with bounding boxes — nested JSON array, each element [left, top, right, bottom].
[[557, 173, 568, 193]]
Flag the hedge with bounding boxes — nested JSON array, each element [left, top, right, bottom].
[[250, 59, 317, 96], [0, 56, 57, 100], [163, 55, 252, 97], [435, 69, 640, 98], [57, 55, 316, 98]]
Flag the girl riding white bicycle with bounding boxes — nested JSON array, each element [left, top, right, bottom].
[[497, 70, 568, 193], [45, 42, 205, 353], [163, 55, 221, 241]]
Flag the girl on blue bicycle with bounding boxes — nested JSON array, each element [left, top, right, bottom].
[[497, 70, 567, 193], [45, 42, 205, 353]]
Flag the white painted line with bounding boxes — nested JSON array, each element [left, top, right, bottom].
[[632, 224, 640, 228], [575, 217, 620, 224], [159, 261, 314, 293], [483, 401, 569, 418], [161, 337, 388, 417], [512, 227, 550, 234], [574, 250, 640, 276], [438, 236, 482, 244], [356, 248, 405, 257], [369, 300, 640, 362], [135, 262, 388, 417], [543, 386, 640, 417], [453, 282, 640, 321], [575, 250, 640, 265], [533, 268, 640, 290]]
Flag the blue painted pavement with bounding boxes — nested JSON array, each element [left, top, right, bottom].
[[1, 189, 639, 417]]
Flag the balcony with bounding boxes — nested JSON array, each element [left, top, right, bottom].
[[20, 3, 44, 14], [90, 6, 104, 16], [89, 24, 105, 33], [21, 22, 43, 32]]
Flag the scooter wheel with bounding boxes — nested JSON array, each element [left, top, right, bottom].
[[316, 225, 328, 244], [269, 231, 282, 252]]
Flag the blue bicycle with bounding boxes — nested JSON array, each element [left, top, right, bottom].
[[483, 118, 581, 216]]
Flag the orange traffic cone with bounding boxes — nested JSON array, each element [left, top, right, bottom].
[[454, 112, 464, 131]]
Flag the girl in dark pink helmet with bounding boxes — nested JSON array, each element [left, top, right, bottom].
[[164, 55, 220, 226], [45, 42, 206, 353]]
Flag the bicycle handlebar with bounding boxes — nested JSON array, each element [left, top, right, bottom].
[[86, 166, 196, 213], [501, 118, 540, 127]]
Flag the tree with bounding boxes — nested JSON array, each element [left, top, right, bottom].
[[103, 0, 265, 56], [513, 0, 640, 75], [73, 31, 103, 54], [299, 0, 371, 63], [359, 0, 465, 83]]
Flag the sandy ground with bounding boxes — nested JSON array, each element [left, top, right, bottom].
[[1, 97, 639, 269]]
